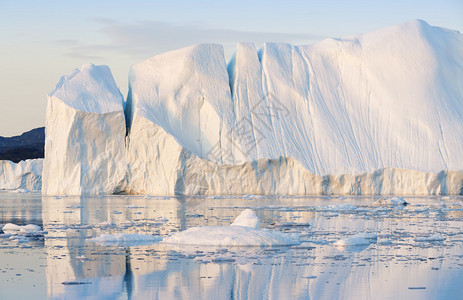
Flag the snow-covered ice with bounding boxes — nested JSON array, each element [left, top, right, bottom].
[[163, 225, 300, 247], [163, 209, 300, 246], [230, 209, 261, 228]]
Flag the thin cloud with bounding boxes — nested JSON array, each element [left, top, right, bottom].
[[63, 52, 104, 61], [54, 39, 80, 46], [59, 19, 326, 60], [100, 20, 325, 57]]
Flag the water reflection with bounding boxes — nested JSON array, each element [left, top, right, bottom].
[[2, 193, 463, 299]]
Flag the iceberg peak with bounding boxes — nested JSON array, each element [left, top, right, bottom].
[[49, 63, 123, 114], [231, 209, 261, 229]]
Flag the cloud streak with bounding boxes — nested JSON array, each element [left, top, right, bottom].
[[60, 19, 326, 60]]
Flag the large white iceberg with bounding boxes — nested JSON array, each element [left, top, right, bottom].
[[42, 20, 463, 195], [42, 64, 127, 195], [127, 20, 463, 175]]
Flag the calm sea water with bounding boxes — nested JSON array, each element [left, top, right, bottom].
[[1, 192, 463, 299]]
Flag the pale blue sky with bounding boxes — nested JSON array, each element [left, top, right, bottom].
[[0, 0, 462, 136]]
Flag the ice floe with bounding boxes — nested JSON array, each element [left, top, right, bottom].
[[374, 196, 408, 206], [322, 204, 358, 211], [334, 233, 378, 247], [414, 234, 445, 242], [163, 210, 300, 247], [2, 223, 42, 235]]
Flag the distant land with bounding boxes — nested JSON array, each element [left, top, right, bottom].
[[0, 127, 45, 162]]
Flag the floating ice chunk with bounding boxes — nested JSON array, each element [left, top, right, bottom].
[[231, 209, 261, 229], [87, 233, 162, 246], [334, 237, 370, 247], [334, 233, 377, 247], [322, 204, 357, 211], [2, 223, 42, 235], [374, 196, 408, 206], [389, 197, 408, 205], [163, 210, 300, 247], [414, 234, 444, 242]]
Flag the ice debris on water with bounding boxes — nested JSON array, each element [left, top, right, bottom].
[[374, 196, 408, 206], [87, 233, 162, 246], [322, 204, 357, 211], [2, 223, 43, 236], [334, 233, 378, 247], [163, 209, 300, 247], [414, 234, 444, 242]]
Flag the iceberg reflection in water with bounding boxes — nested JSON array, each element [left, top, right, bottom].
[[1, 192, 463, 299]]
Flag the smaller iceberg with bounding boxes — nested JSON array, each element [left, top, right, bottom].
[[374, 196, 408, 206], [163, 209, 300, 247], [2, 223, 42, 235], [1, 223, 44, 243], [230, 209, 261, 228]]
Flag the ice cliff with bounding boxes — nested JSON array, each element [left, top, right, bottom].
[[41, 20, 463, 195], [42, 64, 127, 195]]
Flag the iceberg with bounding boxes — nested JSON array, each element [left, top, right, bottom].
[[127, 20, 463, 175], [0, 159, 42, 191], [42, 20, 463, 195]]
